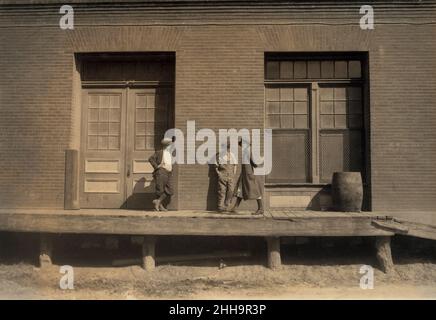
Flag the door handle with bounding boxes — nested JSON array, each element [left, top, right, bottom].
[[127, 165, 131, 177]]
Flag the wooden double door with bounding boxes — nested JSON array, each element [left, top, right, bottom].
[[80, 86, 173, 209]]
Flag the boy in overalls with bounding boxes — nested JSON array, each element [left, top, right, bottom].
[[215, 143, 237, 212]]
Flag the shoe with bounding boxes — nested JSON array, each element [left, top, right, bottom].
[[230, 207, 239, 214], [252, 209, 264, 215], [159, 204, 168, 211], [152, 199, 160, 211]]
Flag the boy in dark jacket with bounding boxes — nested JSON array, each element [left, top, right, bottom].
[[230, 139, 264, 215]]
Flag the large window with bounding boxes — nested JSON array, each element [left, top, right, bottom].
[[265, 55, 366, 184]]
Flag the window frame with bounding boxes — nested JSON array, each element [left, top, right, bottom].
[[264, 55, 367, 187]]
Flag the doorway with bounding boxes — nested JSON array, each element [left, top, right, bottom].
[[78, 53, 175, 209]]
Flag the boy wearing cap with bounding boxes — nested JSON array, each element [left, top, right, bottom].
[[215, 142, 237, 212], [148, 137, 174, 211]]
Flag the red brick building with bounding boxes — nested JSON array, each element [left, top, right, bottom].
[[0, 0, 435, 214]]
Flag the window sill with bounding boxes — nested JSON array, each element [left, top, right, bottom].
[[265, 183, 330, 188], [265, 182, 368, 188]]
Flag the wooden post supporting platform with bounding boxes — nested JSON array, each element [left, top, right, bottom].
[[266, 237, 281, 270], [39, 234, 53, 268], [375, 236, 394, 273], [142, 236, 156, 271]]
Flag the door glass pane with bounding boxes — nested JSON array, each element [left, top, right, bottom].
[[108, 136, 120, 150], [88, 108, 99, 121], [87, 93, 121, 150], [135, 93, 157, 151], [87, 136, 98, 150], [132, 88, 171, 154], [135, 137, 146, 150], [146, 136, 155, 150]]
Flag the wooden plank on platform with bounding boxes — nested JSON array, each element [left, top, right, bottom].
[[283, 211, 297, 218], [263, 210, 274, 219], [289, 211, 307, 218], [288, 211, 355, 218], [0, 209, 265, 220], [375, 211, 436, 227], [393, 219, 436, 241], [0, 212, 394, 237], [372, 219, 409, 234], [270, 210, 294, 220]]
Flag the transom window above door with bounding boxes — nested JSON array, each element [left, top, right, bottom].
[[265, 54, 367, 185]]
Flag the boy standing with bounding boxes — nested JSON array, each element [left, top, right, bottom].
[[230, 138, 264, 215], [215, 143, 237, 212], [149, 137, 174, 211]]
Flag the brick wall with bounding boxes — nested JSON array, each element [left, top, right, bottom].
[[0, 28, 72, 208], [0, 1, 435, 211]]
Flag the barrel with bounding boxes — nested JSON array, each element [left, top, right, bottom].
[[331, 172, 363, 212]]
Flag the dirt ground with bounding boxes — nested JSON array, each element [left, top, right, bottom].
[[1, 257, 436, 299], [1, 235, 436, 300], [1, 263, 436, 299]]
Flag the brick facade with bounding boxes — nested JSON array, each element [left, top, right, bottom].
[[0, 1, 435, 212]]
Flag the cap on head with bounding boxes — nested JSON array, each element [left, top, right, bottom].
[[161, 137, 173, 146]]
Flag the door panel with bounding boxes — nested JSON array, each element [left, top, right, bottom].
[[80, 86, 173, 209], [80, 89, 127, 208], [125, 87, 172, 209]]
